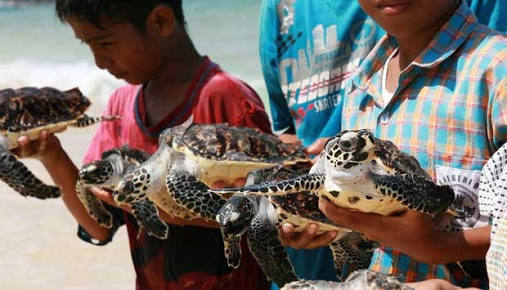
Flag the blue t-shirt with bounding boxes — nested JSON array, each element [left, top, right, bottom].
[[259, 0, 506, 288]]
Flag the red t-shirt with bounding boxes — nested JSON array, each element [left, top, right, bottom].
[[82, 57, 271, 290]]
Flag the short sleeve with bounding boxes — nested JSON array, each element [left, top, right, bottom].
[[194, 72, 272, 133], [491, 77, 506, 148]]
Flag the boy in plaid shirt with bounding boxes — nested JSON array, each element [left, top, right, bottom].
[[317, 0, 506, 288]]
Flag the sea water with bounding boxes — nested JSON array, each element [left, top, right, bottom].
[[0, 0, 267, 111]]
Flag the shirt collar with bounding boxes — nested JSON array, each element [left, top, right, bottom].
[[351, 0, 478, 91]]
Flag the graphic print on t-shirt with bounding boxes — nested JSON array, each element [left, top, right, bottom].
[[275, 1, 378, 128]]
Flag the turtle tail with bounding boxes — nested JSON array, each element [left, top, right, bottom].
[[0, 148, 60, 199]]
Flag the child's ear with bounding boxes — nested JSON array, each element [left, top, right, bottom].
[[146, 5, 176, 37]]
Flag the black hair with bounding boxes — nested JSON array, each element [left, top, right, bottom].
[[55, 0, 185, 30]]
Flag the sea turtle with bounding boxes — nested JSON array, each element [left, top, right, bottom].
[[280, 269, 413, 290], [216, 165, 376, 287], [76, 146, 169, 239], [0, 87, 119, 199], [115, 123, 311, 236], [212, 129, 455, 217]]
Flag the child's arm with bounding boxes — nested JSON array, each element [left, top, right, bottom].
[[16, 131, 112, 242], [318, 198, 490, 264]]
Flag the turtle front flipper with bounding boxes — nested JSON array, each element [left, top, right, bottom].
[[0, 147, 60, 199], [131, 200, 169, 239], [248, 210, 298, 287], [210, 173, 326, 197], [75, 181, 113, 228], [328, 232, 376, 281], [70, 114, 121, 128], [166, 171, 227, 220], [371, 172, 455, 215], [221, 229, 242, 269]]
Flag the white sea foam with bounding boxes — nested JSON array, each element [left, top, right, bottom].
[[0, 60, 124, 111]]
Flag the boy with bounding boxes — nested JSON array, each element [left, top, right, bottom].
[[317, 0, 506, 287], [259, 0, 506, 288], [17, 1, 271, 289]]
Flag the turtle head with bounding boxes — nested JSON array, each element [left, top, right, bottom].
[[323, 129, 376, 182], [216, 195, 255, 236], [115, 168, 149, 205], [78, 160, 114, 187]]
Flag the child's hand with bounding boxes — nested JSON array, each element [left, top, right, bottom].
[[12, 130, 63, 163], [278, 222, 338, 249], [89, 187, 132, 212], [211, 178, 246, 189], [278, 134, 302, 146], [318, 198, 444, 263], [303, 137, 329, 156], [407, 278, 476, 290]]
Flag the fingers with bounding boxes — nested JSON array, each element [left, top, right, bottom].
[[211, 178, 246, 189], [278, 134, 302, 146], [211, 181, 226, 189], [304, 137, 329, 155], [318, 198, 385, 238], [90, 187, 117, 207], [233, 178, 246, 187], [279, 223, 337, 249], [14, 130, 53, 158]]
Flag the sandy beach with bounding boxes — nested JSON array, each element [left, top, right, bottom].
[[0, 107, 135, 290]]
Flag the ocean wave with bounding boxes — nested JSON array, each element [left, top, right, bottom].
[[0, 60, 124, 109]]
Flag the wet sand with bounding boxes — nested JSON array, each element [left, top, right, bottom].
[[0, 122, 135, 289]]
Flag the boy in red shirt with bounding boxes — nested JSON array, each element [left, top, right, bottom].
[[16, 1, 270, 289]]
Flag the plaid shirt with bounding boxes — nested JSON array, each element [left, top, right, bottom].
[[342, 1, 506, 287]]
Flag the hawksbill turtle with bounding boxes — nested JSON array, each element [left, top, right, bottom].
[[115, 123, 311, 237], [280, 269, 413, 290], [216, 165, 377, 287], [212, 129, 455, 217], [0, 87, 119, 199], [76, 146, 169, 239]]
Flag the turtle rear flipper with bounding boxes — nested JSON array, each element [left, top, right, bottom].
[[0, 146, 60, 199], [70, 114, 121, 128], [210, 173, 326, 197], [166, 171, 226, 220], [248, 211, 298, 287], [328, 232, 376, 281], [131, 200, 169, 239], [221, 229, 242, 269], [75, 181, 113, 228], [371, 172, 455, 215]]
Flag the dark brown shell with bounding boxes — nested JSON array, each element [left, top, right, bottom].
[[0, 87, 90, 132], [176, 123, 308, 163], [373, 137, 431, 179]]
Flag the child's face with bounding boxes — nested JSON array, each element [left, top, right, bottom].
[[66, 16, 166, 85], [357, 0, 457, 38]]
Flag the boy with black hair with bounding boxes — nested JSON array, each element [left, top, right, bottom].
[[17, 0, 271, 289]]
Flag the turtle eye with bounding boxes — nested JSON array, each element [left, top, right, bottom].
[[338, 137, 357, 152]]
